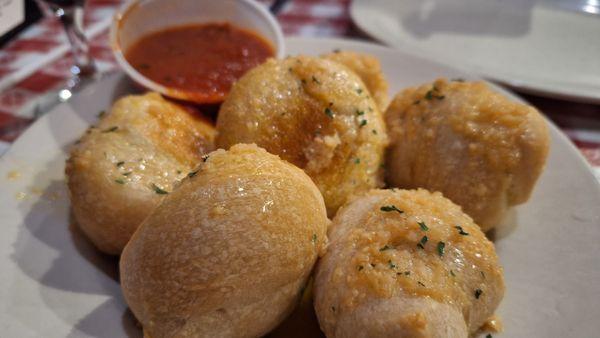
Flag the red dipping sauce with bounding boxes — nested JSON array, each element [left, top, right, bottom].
[[125, 23, 275, 103]]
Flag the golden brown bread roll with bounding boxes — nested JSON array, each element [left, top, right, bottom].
[[385, 79, 549, 231], [65, 92, 215, 255], [314, 189, 505, 337], [120, 144, 330, 338], [216, 56, 388, 216]]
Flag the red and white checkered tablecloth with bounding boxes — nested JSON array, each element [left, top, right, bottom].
[[1, 0, 599, 180]]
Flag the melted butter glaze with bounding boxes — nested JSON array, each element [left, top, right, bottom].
[[335, 190, 502, 317], [217, 56, 388, 216]]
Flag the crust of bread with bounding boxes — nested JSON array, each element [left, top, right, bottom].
[[314, 189, 504, 337], [216, 56, 388, 216], [66, 92, 215, 254], [120, 144, 330, 338], [385, 79, 549, 231]]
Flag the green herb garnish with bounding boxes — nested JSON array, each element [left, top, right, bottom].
[[356, 88, 363, 94], [312, 76, 321, 84], [454, 225, 469, 236], [437, 241, 445, 257], [325, 107, 334, 118], [417, 235, 428, 249], [359, 120, 367, 127], [122, 172, 132, 176], [151, 183, 168, 195], [116, 161, 124, 167], [356, 109, 365, 115], [425, 85, 445, 100], [354, 158, 360, 164], [114, 179, 125, 185], [425, 90, 434, 100], [380, 205, 404, 214], [97, 110, 105, 118], [388, 260, 396, 269], [418, 221, 429, 231], [312, 233, 317, 244], [450, 269, 456, 277], [417, 281, 425, 287], [380, 245, 392, 251], [102, 126, 118, 133], [188, 170, 199, 178], [372, 129, 378, 135]]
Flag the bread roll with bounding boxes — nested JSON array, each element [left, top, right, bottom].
[[66, 92, 215, 254], [385, 79, 549, 231], [120, 144, 329, 338], [216, 56, 388, 216], [314, 189, 504, 338]]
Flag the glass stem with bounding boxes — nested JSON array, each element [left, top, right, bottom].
[[55, 4, 96, 80]]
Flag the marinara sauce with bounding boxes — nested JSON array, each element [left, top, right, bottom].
[[125, 23, 274, 103]]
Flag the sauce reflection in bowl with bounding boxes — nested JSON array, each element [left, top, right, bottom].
[[110, 0, 285, 104]]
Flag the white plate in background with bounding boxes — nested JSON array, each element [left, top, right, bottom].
[[0, 37, 599, 337], [350, 0, 600, 103]]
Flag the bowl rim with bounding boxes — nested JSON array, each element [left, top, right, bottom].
[[109, 0, 285, 104]]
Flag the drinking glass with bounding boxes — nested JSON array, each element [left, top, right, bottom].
[[36, 0, 97, 108]]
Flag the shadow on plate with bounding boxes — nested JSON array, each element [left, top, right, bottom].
[[399, 0, 535, 39], [10, 154, 130, 337], [67, 301, 142, 338], [12, 176, 119, 293]]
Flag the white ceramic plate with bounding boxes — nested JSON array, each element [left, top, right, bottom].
[[350, 0, 600, 103], [0, 37, 599, 337]]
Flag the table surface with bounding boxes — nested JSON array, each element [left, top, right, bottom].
[[1, 0, 599, 181]]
